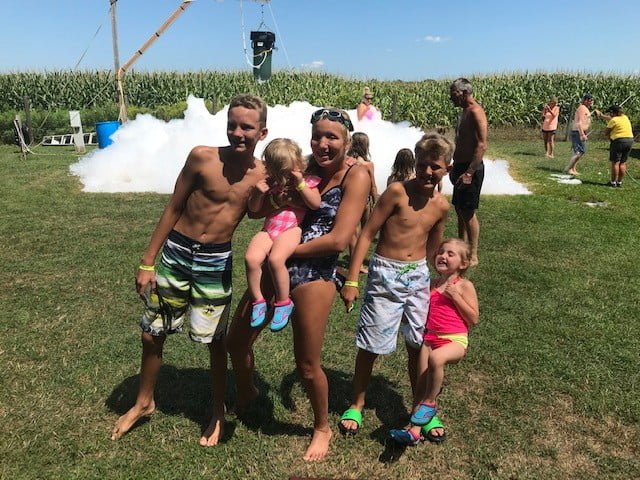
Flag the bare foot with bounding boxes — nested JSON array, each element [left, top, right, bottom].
[[231, 386, 259, 417], [469, 256, 479, 267], [111, 402, 155, 440], [199, 413, 224, 447], [303, 427, 332, 461]]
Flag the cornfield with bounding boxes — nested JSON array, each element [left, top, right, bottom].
[[1, 70, 638, 131]]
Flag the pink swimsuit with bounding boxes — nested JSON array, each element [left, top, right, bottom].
[[423, 281, 468, 349], [263, 175, 321, 240]]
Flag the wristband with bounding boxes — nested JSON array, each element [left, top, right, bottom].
[[344, 280, 359, 288], [296, 180, 307, 191], [138, 264, 155, 272]]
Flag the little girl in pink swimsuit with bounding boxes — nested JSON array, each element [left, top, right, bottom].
[[245, 138, 321, 332], [390, 238, 479, 445]]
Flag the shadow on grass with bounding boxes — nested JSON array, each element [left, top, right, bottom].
[[279, 367, 410, 463], [106, 365, 239, 441], [630, 147, 640, 160]]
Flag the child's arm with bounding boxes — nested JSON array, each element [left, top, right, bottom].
[[248, 179, 270, 213], [425, 201, 449, 266], [341, 184, 399, 310], [291, 171, 321, 210], [444, 279, 479, 327]]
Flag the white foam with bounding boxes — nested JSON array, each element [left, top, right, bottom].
[[70, 96, 531, 195]]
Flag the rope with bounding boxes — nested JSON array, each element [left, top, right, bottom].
[[267, 1, 291, 69], [73, 15, 108, 70], [239, 0, 273, 69]]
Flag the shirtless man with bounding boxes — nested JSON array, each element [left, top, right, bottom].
[[565, 93, 593, 176], [449, 78, 488, 267], [111, 94, 268, 446], [338, 133, 451, 436]]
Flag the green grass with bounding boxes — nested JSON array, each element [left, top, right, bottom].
[[1, 137, 639, 479]]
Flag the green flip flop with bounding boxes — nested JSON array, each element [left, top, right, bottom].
[[338, 408, 362, 436], [421, 415, 447, 444]]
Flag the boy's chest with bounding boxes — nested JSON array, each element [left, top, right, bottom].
[[391, 204, 438, 233]]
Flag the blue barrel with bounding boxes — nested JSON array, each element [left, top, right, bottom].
[[95, 121, 120, 149]]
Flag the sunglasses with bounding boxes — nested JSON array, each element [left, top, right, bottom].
[[310, 108, 354, 132]]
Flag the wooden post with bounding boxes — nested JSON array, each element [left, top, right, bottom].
[[69, 110, 86, 154], [23, 96, 34, 144], [13, 115, 28, 160]]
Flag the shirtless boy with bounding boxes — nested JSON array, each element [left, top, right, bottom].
[[449, 78, 488, 267], [111, 94, 268, 446], [338, 133, 451, 435]]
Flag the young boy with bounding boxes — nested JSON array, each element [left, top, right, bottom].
[[111, 94, 268, 446], [338, 133, 452, 435]]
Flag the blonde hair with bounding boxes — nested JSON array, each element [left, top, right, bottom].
[[262, 138, 305, 188], [414, 132, 454, 162], [229, 93, 267, 128], [440, 238, 471, 275]]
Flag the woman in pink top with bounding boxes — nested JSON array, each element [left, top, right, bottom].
[[356, 87, 381, 121], [541, 96, 560, 158], [389, 238, 479, 445]]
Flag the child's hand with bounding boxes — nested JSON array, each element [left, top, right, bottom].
[[341, 285, 359, 313], [443, 279, 462, 299], [290, 169, 303, 182], [136, 268, 157, 298], [255, 179, 270, 194]]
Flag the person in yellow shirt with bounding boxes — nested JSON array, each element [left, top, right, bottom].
[[594, 105, 634, 187]]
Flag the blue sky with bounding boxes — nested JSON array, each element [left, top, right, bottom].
[[2, 0, 639, 80]]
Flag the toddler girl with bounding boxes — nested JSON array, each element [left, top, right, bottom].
[[390, 238, 479, 445], [245, 138, 321, 332]]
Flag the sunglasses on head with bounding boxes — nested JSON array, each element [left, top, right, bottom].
[[310, 108, 354, 132]]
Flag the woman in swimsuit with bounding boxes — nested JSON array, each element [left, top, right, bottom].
[[227, 107, 371, 461]]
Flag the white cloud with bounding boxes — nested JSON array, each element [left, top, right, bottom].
[[301, 60, 324, 69], [423, 35, 448, 43]]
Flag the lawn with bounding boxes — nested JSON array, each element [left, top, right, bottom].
[[1, 136, 639, 480]]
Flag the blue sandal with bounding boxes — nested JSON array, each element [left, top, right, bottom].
[[250, 300, 267, 328], [410, 402, 437, 426], [270, 299, 294, 332], [389, 428, 422, 446]]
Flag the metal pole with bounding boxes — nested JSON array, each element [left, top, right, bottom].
[[110, 0, 120, 103]]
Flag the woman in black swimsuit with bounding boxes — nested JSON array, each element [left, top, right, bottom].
[[227, 108, 371, 461]]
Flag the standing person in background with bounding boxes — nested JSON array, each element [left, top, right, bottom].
[[357, 87, 381, 121], [387, 148, 416, 186], [565, 93, 594, 176], [111, 94, 268, 446], [347, 132, 379, 274], [594, 105, 634, 187], [449, 78, 487, 267], [541, 96, 560, 158]]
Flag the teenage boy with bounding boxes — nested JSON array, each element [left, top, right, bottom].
[[111, 94, 268, 446]]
